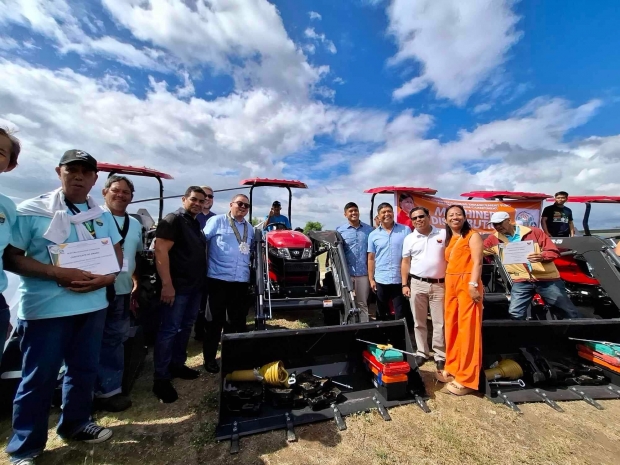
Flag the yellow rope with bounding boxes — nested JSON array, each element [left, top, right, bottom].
[[225, 361, 289, 387]]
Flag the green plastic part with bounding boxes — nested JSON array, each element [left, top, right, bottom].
[[584, 342, 620, 358], [367, 345, 403, 362]]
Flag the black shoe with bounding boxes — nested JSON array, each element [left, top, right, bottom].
[[94, 394, 132, 412], [169, 364, 201, 380], [436, 360, 446, 371], [414, 355, 428, 367], [153, 380, 178, 403], [71, 422, 113, 444], [204, 360, 220, 374]]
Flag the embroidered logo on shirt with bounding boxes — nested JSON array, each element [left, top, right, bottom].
[[0, 212, 5, 224], [436, 239, 443, 243], [95, 219, 104, 226]]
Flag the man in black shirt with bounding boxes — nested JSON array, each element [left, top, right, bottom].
[[153, 186, 207, 403], [541, 191, 574, 237]]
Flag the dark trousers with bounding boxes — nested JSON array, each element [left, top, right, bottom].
[[6, 310, 107, 460], [0, 294, 9, 366], [193, 282, 209, 340], [375, 283, 405, 321], [203, 278, 249, 364], [153, 290, 202, 380]]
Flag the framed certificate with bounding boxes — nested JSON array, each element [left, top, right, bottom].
[[48, 237, 120, 275]]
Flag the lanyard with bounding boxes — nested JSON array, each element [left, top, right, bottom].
[[112, 213, 130, 248], [227, 213, 248, 245], [65, 199, 96, 239]]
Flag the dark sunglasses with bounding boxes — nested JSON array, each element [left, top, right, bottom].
[[204, 194, 214, 199], [410, 214, 426, 221], [235, 201, 251, 209]]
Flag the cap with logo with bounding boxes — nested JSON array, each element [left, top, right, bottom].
[[272, 201, 281, 207], [487, 211, 511, 226], [59, 150, 98, 171]]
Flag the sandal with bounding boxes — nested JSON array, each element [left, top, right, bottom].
[[435, 370, 455, 383], [446, 381, 475, 396]]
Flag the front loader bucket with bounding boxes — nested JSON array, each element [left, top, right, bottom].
[[215, 320, 428, 452], [481, 318, 620, 412]]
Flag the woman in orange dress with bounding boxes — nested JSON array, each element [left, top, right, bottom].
[[438, 205, 483, 396]]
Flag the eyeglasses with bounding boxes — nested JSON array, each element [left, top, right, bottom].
[[410, 214, 426, 221], [235, 201, 251, 209], [205, 194, 214, 199]]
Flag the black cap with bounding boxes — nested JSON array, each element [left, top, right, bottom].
[[272, 201, 281, 207], [59, 150, 98, 171]]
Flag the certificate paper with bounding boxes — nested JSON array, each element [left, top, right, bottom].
[[500, 240, 535, 265], [48, 237, 120, 275]]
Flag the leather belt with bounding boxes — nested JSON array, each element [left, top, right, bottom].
[[409, 274, 444, 284]]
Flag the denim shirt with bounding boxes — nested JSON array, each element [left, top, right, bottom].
[[368, 223, 411, 285], [204, 214, 254, 283], [336, 222, 373, 277]]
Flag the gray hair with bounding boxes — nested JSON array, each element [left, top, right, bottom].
[[104, 175, 135, 194], [232, 193, 249, 202]]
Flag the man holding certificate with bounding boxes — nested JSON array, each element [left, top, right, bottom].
[[202, 194, 254, 374], [4, 150, 123, 463], [483, 211, 581, 320]]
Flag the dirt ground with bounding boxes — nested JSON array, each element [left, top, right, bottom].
[[1, 308, 620, 465]]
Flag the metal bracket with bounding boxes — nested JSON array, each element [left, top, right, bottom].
[[230, 421, 240, 454], [533, 388, 564, 412], [607, 385, 620, 397], [285, 413, 297, 442], [372, 394, 392, 421], [496, 390, 522, 414], [414, 395, 431, 413], [569, 387, 604, 410], [331, 403, 347, 431]]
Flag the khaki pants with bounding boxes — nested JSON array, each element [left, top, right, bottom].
[[409, 277, 446, 361], [352, 276, 370, 323]]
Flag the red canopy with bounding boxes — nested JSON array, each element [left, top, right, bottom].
[[240, 178, 307, 189], [461, 191, 550, 201], [364, 186, 437, 195], [98, 163, 173, 180], [546, 196, 620, 204]]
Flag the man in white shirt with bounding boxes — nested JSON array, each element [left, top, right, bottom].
[[400, 207, 446, 371]]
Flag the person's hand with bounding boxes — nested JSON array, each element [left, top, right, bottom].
[[268, 208, 275, 217], [469, 286, 481, 303], [527, 253, 544, 263], [130, 284, 140, 315], [369, 278, 377, 292], [402, 285, 410, 298], [69, 273, 115, 293], [161, 283, 175, 306], [53, 267, 93, 287]]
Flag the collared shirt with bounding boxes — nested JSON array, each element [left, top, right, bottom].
[[197, 210, 216, 230], [204, 213, 254, 283], [336, 221, 373, 276], [264, 214, 291, 229], [368, 223, 411, 285], [156, 208, 207, 293], [0, 193, 16, 295], [11, 201, 122, 320], [402, 226, 447, 279], [505, 225, 522, 243], [111, 214, 143, 295]]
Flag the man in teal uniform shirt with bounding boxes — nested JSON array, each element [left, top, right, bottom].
[[4, 150, 123, 464]]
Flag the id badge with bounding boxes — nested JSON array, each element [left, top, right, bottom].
[[122, 258, 129, 272]]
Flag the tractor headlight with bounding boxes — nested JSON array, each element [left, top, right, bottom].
[[301, 248, 312, 259], [269, 246, 291, 259]]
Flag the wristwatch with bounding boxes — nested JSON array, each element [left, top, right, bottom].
[[468, 282, 478, 288], [402, 284, 409, 288]]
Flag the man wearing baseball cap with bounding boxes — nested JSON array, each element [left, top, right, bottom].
[[264, 200, 291, 230], [4, 150, 123, 462], [483, 211, 581, 320]]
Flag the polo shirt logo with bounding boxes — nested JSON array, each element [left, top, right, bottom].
[[436, 238, 442, 243], [96, 219, 104, 226], [0, 212, 5, 224]]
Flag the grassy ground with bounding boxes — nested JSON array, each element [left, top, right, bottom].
[[1, 308, 620, 465]]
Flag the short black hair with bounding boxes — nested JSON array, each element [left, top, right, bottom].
[[185, 186, 206, 198], [0, 127, 21, 170], [410, 206, 429, 218], [399, 193, 413, 202], [232, 193, 250, 202], [344, 202, 358, 211], [105, 175, 135, 194], [377, 202, 393, 213], [555, 191, 569, 197]]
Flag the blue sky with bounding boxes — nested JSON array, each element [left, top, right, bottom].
[[1, 0, 620, 231]]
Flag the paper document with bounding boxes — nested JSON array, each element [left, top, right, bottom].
[[500, 240, 535, 265], [48, 237, 120, 275]]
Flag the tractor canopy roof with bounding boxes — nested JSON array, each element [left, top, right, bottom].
[[364, 186, 437, 195], [240, 178, 307, 189], [547, 195, 620, 204], [461, 191, 550, 201], [98, 163, 174, 179]]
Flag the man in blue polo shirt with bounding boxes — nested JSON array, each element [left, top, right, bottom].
[[264, 201, 291, 230], [203, 194, 254, 374], [368, 202, 411, 321], [4, 150, 123, 463], [336, 202, 373, 323], [94, 175, 143, 412]]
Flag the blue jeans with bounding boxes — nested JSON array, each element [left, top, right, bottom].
[[509, 280, 582, 320], [0, 294, 9, 365], [96, 295, 130, 398], [6, 309, 107, 461], [154, 290, 202, 380]]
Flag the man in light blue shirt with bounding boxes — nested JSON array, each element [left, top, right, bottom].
[[368, 202, 411, 321], [4, 150, 123, 462], [202, 194, 254, 374], [336, 202, 373, 322], [264, 200, 291, 230], [94, 175, 143, 413]]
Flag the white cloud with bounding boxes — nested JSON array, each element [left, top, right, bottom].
[[388, 0, 522, 105], [304, 27, 337, 54], [309, 11, 322, 21], [0, 36, 18, 50], [473, 103, 492, 114]]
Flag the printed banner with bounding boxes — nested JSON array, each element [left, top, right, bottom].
[[394, 192, 542, 232]]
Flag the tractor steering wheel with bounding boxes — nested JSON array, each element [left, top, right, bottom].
[[264, 222, 290, 232]]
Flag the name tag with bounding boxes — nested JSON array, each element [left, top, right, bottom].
[[122, 258, 129, 273]]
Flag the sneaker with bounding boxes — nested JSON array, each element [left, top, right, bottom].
[[204, 359, 220, 374], [71, 422, 113, 444], [94, 394, 132, 412], [11, 458, 35, 465], [153, 379, 178, 403], [169, 364, 200, 380]]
